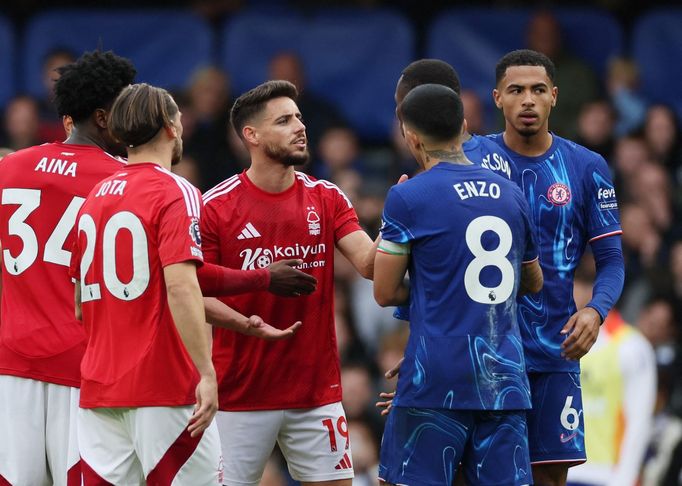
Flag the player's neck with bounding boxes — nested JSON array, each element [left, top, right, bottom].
[[503, 127, 553, 157], [421, 143, 472, 170], [246, 160, 296, 193], [126, 148, 172, 170], [65, 125, 108, 151]]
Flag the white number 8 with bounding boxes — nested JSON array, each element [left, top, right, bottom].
[[464, 215, 515, 304]]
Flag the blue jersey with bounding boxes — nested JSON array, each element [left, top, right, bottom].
[[488, 133, 622, 373], [466, 134, 515, 180], [392, 135, 515, 322], [381, 162, 537, 410]]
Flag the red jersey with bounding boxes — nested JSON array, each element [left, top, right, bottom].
[[0, 143, 124, 387], [70, 163, 203, 408], [201, 171, 362, 411]]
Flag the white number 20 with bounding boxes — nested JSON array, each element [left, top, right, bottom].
[[78, 211, 150, 302], [464, 215, 515, 304]]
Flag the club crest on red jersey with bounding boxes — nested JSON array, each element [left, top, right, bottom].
[[547, 183, 571, 206], [307, 206, 321, 235]]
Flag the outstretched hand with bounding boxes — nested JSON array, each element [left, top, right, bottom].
[[268, 259, 317, 297], [246, 315, 302, 340], [560, 307, 601, 360], [375, 357, 403, 416]]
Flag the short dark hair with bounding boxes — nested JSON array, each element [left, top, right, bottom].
[[399, 84, 463, 142], [230, 80, 298, 138], [53, 50, 136, 123], [108, 83, 178, 148], [495, 49, 556, 85], [397, 59, 461, 102]]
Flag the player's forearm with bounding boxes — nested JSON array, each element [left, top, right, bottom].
[[358, 235, 380, 280], [588, 235, 624, 321], [166, 279, 214, 378], [337, 230, 377, 280], [74, 281, 82, 321], [519, 259, 543, 296], [374, 280, 410, 307], [196, 263, 270, 297], [203, 297, 252, 334]]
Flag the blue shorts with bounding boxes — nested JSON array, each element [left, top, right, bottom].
[[527, 372, 586, 465], [378, 407, 531, 486]]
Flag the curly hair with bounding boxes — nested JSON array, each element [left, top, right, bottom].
[[54, 50, 136, 123]]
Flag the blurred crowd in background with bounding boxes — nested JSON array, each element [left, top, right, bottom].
[[1, 1, 682, 485]]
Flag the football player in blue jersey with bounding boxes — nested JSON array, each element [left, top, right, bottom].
[[373, 83, 543, 486], [489, 49, 625, 486], [396, 59, 515, 181], [391, 59, 517, 323]]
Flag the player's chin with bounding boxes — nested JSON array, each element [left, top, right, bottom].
[[283, 150, 310, 167], [515, 124, 540, 137]]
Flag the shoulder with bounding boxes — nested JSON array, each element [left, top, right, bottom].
[[554, 135, 605, 168], [295, 171, 352, 207], [94, 150, 127, 169], [202, 174, 243, 208], [483, 132, 505, 146], [1, 143, 51, 164], [151, 166, 201, 217]]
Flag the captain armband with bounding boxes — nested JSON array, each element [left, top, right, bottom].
[[377, 240, 411, 256]]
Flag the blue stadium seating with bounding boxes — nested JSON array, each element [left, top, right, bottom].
[[427, 8, 623, 108], [633, 9, 682, 118], [21, 9, 213, 99], [0, 15, 16, 109], [221, 8, 415, 140]]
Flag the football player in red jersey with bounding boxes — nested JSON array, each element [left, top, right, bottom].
[[0, 51, 313, 486], [202, 80, 381, 486], [0, 51, 135, 486], [72, 83, 222, 485]]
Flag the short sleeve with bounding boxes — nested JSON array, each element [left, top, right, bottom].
[[200, 200, 221, 264], [585, 154, 622, 242], [157, 188, 204, 268], [380, 187, 414, 244], [333, 186, 362, 242]]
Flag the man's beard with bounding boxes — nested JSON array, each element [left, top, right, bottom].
[[265, 142, 310, 167], [171, 138, 183, 166], [515, 123, 540, 138]]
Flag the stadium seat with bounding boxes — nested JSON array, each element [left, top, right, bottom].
[[633, 9, 682, 118], [21, 9, 213, 98], [427, 8, 623, 106], [0, 15, 16, 109], [221, 8, 415, 140], [221, 10, 305, 96]]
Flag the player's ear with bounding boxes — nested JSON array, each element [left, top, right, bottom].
[[461, 118, 468, 137], [404, 128, 419, 151], [492, 89, 502, 109], [551, 86, 558, 107], [243, 125, 258, 146], [164, 124, 176, 140], [93, 108, 108, 130]]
